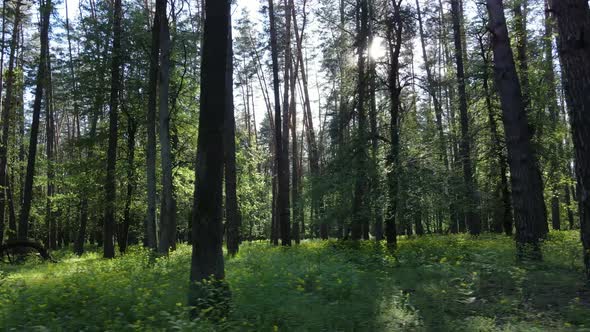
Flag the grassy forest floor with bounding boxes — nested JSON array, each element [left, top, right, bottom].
[[1, 232, 590, 331]]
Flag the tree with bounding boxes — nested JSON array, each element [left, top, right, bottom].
[[158, 0, 176, 254], [19, 0, 52, 240], [268, 0, 290, 245], [486, 0, 547, 259], [385, 0, 404, 247], [450, 0, 481, 235], [189, 0, 231, 314], [103, 0, 123, 259], [225, 19, 241, 256], [145, 0, 163, 250], [0, 0, 22, 244], [548, 0, 590, 277]]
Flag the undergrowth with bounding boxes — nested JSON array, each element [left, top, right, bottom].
[[1, 231, 589, 331]]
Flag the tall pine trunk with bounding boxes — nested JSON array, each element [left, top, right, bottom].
[[225, 21, 241, 256], [0, 0, 22, 243], [548, 0, 590, 278], [451, 0, 481, 235], [189, 0, 230, 314], [19, 0, 51, 240], [145, 0, 163, 250], [158, 5, 176, 254], [487, 0, 547, 260], [103, 0, 123, 258]]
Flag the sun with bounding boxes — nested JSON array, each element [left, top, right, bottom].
[[369, 36, 387, 60]]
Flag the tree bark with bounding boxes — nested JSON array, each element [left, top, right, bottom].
[[189, 0, 230, 313], [0, 0, 22, 244], [225, 20, 241, 256], [268, 0, 289, 245], [19, 0, 51, 240], [145, 0, 163, 250], [280, 0, 292, 246], [103, 0, 123, 259], [158, 4, 176, 254], [385, 0, 403, 248], [548, 0, 590, 277], [477, 32, 513, 235], [487, 0, 547, 260], [451, 0, 481, 235]]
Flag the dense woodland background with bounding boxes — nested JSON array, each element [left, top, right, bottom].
[[0, 0, 590, 329]]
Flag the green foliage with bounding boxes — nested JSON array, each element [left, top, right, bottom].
[[2, 232, 590, 331]]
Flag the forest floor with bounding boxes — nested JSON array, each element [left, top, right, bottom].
[[1, 232, 590, 331]]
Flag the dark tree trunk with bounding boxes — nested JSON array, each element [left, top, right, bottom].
[[548, 0, 590, 277], [45, 55, 56, 250], [189, 0, 230, 314], [564, 184, 575, 229], [385, 0, 403, 248], [477, 33, 513, 236], [268, 0, 289, 246], [145, 0, 163, 250], [451, 0, 481, 235], [290, 0, 302, 245], [369, 0, 383, 242], [19, 0, 51, 240], [280, 0, 292, 246], [158, 4, 176, 254], [0, 0, 22, 244], [225, 21, 241, 256], [103, 0, 123, 259], [118, 117, 136, 254], [352, 0, 369, 241], [487, 0, 547, 260]]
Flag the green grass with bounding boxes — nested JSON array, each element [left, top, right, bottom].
[[1, 232, 590, 331]]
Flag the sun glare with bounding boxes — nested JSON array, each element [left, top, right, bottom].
[[369, 37, 387, 60]]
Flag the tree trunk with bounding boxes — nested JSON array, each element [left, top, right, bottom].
[[103, 0, 123, 259], [158, 5, 176, 254], [280, 0, 292, 246], [19, 0, 51, 240], [477, 33, 513, 235], [0, 0, 22, 244], [385, 0, 403, 248], [189, 0, 230, 315], [487, 0, 547, 260], [352, 0, 369, 241], [45, 53, 56, 250], [548, 0, 590, 277], [225, 21, 241, 256], [118, 117, 136, 254], [268, 0, 289, 246], [451, 0, 481, 235], [145, 0, 163, 250]]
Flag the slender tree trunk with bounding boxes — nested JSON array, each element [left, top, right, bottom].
[[352, 0, 369, 241], [268, 0, 288, 246], [0, 0, 22, 243], [290, 0, 302, 245], [46, 54, 57, 250], [118, 117, 136, 253], [189, 0, 230, 314], [145, 0, 163, 250], [19, 0, 51, 240], [451, 0, 480, 235], [385, 0, 403, 248], [225, 21, 241, 256], [487, 0, 547, 260], [158, 5, 176, 254], [103, 0, 123, 259], [477, 33, 513, 235], [548, 0, 590, 277], [279, 0, 292, 246]]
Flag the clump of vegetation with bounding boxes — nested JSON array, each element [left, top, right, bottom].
[[1, 232, 589, 331]]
